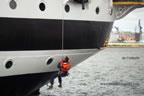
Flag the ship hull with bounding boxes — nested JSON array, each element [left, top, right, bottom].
[[0, 17, 113, 96], [0, 0, 115, 95]]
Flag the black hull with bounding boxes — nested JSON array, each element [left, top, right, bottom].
[[0, 18, 113, 51], [0, 72, 56, 96]]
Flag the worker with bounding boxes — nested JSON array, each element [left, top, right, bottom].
[[48, 56, 71, 89]]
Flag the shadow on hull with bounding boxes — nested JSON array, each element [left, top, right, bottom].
[[0, 72, 56, 96]]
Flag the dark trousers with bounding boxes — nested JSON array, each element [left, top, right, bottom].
[[50, 71, 68, 85]]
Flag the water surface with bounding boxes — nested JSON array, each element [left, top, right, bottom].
[[40, 48, 144, 96]]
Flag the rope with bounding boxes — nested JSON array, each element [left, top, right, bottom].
[[62, 1, 65, 60]]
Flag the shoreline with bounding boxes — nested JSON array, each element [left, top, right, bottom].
[[107, 43, 144, 48]]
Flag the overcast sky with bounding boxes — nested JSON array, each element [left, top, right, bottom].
[[113, 7, 144, 32]]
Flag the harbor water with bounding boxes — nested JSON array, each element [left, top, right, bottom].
[[40, 48, 144, 96]]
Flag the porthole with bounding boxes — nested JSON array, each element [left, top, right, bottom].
[[39, 2, 46, 11], [47, 58, 53, 65], [96, 7, 100, 14], [65, 4, 70, 13], [9, 0, 17, 9], [5, 61, 13, 69]]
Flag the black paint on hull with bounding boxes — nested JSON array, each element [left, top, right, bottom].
[[0, 72, 56, 96], [64, 20, 113, 49], [0, 18, 113, 51]]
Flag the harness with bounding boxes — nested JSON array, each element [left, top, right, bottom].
[[60, 61, 71, 71]]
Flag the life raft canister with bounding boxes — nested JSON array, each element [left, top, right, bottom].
[[60, 61, 71, 71], [74, 0, 88, 10], [74, 0, 88, 3]]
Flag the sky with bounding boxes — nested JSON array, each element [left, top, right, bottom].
[[113, 7, 144, 32]]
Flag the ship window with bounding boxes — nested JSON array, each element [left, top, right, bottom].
[[65, 4, 70, 13], [9, 0, 17, 9], [5, 61, 13, 69], [96, 7, 100, 14], [47, 58, 53, 65], [39, 2, 46, 11]]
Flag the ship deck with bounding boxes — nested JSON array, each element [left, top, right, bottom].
[[113, 0, 144, 5]]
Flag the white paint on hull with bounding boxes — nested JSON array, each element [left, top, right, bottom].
[[0, 0, 114, 22], [0, 49, 100, 77]]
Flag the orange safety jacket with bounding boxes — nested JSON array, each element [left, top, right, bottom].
[[60, 61, 71, 72]]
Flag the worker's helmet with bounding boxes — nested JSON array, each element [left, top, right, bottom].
[[63, 56, 69, 62]]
